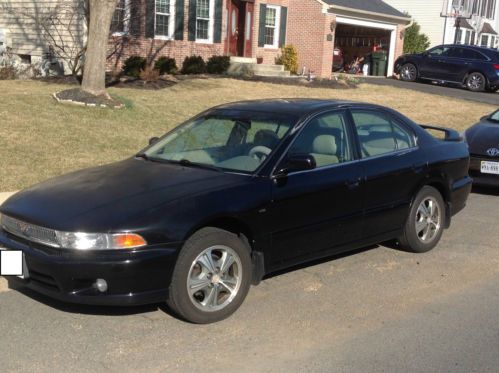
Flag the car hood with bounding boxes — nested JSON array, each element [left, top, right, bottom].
[[0, 158, 245, 232], [465, 121, 499, 155]]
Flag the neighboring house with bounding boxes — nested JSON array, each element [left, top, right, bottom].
[[0, 0, 87, 73], [384, 0, 498, 49], [0, 0, 411, 78]]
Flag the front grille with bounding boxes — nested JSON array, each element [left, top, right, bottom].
[[0, 214, 60, 248]]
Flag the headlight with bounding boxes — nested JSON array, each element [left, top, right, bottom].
[[55, 231, 147, 250]]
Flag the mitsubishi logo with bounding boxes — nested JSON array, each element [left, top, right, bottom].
[[486, 148, 499, 157]]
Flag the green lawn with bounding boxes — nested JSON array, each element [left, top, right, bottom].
[[0, 77, 495, 191]]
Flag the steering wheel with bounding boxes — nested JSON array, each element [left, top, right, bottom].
[[249, 146, 272, 162]]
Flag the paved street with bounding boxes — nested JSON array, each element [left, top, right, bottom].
[[1, 189, 499, 372]]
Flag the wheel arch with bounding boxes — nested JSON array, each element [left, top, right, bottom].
[[413, 179, 452, 229], [186, 216, 265, 285], [463, 70, 489, 88]]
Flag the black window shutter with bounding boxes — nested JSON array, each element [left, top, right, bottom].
[[258, 4, 267, 47], [129, 0, 141, 36], [213, 0, 223, 43], [279, 7, 287, 47], [188, 0, 197, 41], [145, 0, 155, 38], [175, 0, 184, 40]]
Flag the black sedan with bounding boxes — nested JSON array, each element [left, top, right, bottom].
[[465, 109, 499, 186], [394, 44, 499, 92], [0, 100, 472, 323]]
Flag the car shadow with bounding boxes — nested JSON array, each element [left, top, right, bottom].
[[471, 185, 499, 196]]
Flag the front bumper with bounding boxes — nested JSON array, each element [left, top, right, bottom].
[[0, 229, 182, 306], [469, 156, 499, 187]]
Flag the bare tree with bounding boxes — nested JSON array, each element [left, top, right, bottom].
[[81, 0, 117, 97], [0, 0, 88, 77]]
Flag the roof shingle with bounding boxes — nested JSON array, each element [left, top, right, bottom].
[[324, 0, 407, 18]]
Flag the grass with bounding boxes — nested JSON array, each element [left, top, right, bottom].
[[0, 77, 495, 191]]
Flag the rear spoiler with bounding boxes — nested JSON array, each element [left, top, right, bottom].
[[419, 125, 462, 142]]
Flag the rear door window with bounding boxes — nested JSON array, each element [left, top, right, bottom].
[[461, 48, 488, 60], [351, 110, 416, 158]]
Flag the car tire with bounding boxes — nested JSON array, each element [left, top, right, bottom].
[[399, 63, 418, 82], [167, 227, 252, 324], [466, 72, 486, 92], [397, 186, 445, 253]]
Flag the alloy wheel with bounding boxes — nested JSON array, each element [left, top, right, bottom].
[[467, 73, 483, 91], [415, 197, 441, 243], [401, 64, 416, 81], [187, 245, 242, 312]]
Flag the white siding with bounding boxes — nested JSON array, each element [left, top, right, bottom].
[[383, 0, 447, 47], [0, 0, 86, 57]]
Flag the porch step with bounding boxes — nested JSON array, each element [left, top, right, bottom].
[[230, 56, 257, 64], [253, 70, 291, 77], [228, 58, 291, 77]]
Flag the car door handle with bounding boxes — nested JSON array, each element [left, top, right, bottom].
[[345, 178, 361, 189], [412, 163, 426, 174]]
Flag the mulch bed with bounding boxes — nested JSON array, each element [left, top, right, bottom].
[[53, 88, 124, 109]]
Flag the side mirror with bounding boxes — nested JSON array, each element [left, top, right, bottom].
[[275, 154, 316, 178], [149, 137, 160, 146]]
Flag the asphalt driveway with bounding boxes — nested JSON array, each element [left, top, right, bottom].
[[357, 77, 499, 106], [1, 189, 499, 372]]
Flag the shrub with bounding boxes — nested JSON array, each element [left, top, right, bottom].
[[123, 56, 147, 77], [276, 45, 298, 74], [181, 56, 206, 74], [403, 19, 430, 54], [154, 57, 177, 75], [206, 55, 231, 74], [0, 66, 17, 80], [139, 66, 161, 82]]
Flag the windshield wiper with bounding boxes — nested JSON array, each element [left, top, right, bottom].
[[178, 159, 222, 172]]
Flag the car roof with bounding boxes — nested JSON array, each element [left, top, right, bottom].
[[212, 99, 364, 116]]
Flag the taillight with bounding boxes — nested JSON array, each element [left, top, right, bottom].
[[494, 64, 499, 70]]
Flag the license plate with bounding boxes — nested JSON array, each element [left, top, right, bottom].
[[0, 247, 29, 280], [481, 161, 499, 175]]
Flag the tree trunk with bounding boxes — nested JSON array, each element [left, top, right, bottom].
[[81, 0, 117, 97]]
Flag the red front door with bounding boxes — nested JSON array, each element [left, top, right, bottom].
[[228, 0, 240, 56]]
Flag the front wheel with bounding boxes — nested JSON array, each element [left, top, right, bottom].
[[167, 227, 252, 324], [399, 63, 418, 82], [466, 72, 486, 92], [397, 186, 445, 253]]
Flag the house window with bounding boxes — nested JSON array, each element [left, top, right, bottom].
[[196, 0, 214, 42], [111, 0, 129, 34], [464, 30, 471, 44], [264, 5, 280, 48], [481, 34, 489, 46], [155, 0, 175, 38], [491, 35, 496, 48]]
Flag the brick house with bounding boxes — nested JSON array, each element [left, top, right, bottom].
[[0, 0, 411, 78], [109, 0, 411, 77]]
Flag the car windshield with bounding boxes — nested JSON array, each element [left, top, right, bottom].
[[144, 111, 295, 173], [489, 110, 499, 123]]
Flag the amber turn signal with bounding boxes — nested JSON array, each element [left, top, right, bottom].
[[111, 233, 147, 249]]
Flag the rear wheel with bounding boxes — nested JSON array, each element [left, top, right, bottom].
[[466, 72, 486, 92], [399, 63, 418, 82], [167, 227, 251, 324], [397, 186, 445, 253]]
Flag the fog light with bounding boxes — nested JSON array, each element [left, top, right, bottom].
[[94, 279, 108, 293]]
